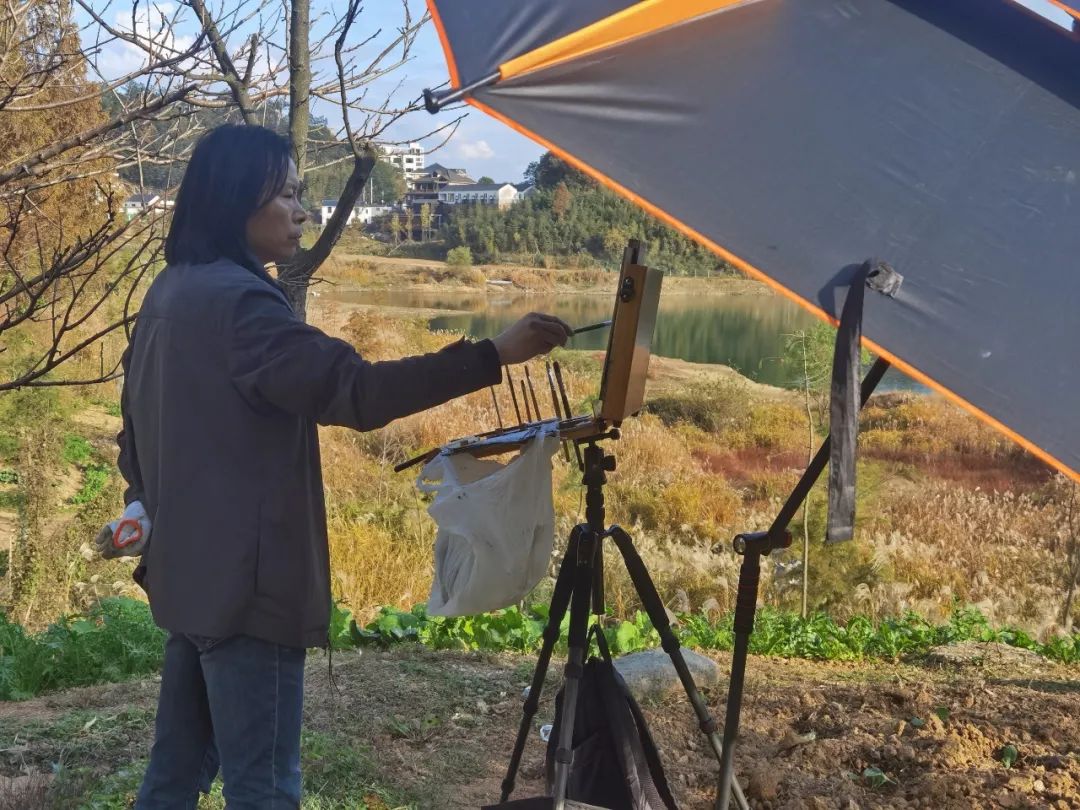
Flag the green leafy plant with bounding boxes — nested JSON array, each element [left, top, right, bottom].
[[862, 767, 896, 789], [344, 603, 1080, 665], [4, 599, 1077, 701], [62, 434, 94, 467], [0, 599, 165, 700], [71, 463, 111, 505]]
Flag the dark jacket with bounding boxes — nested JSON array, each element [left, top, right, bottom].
[[116, 259, 501, 648]]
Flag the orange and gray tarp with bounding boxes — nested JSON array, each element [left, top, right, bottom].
[[427, 0, 1080, 483]]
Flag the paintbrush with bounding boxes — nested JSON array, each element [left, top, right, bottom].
[[572, 319, 612, 336]]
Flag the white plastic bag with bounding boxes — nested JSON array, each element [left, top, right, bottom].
[[418, 431, 560, 616]]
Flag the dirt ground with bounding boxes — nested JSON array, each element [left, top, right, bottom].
[[0, 645, 1076, 809]]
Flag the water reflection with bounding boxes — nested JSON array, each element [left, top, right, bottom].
[[326, 288, 916, 389]]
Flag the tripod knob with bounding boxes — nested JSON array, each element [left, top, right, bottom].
[[601, 455, 616, 472]]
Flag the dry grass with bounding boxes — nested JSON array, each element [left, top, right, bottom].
[[862, 479, 1076, 633], [310, 311, 1080, 636], [14, 299, 1070, 636], [329, 520, 434, 623]]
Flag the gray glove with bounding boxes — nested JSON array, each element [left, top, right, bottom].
[[95, 500, 151, 559]]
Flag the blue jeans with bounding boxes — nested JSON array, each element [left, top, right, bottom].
[[135, 633, 306, 809]]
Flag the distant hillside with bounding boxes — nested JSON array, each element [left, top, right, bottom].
[[441, 153, 734, 277]]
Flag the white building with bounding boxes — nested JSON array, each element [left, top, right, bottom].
[[381, 143, 426, 181], [320, 200, 392, 228], [437, 182, 524, 209], [123, 193, 173, 220]]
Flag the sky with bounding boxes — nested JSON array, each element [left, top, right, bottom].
[[78, 0, 545, 184], [365, 4, 546, 182]]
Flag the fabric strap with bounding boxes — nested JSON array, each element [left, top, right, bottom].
[[827, 259, 903, 543]]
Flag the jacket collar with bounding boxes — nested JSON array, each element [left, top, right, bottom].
[[238, 249, 293, 311]]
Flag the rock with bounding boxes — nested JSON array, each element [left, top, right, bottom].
[[747, 765, 781, 801], [925, 641, 1046, 668], [776, 729, 817, 753], [671, 588, 691, 614], [613, 646, 720, 701]]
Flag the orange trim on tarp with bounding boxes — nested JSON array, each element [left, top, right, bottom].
[[1045, 0, 1080, 21], [426, 1, 461, 89], [500, 0, 754, 81], [466, 94, 1080, 484]]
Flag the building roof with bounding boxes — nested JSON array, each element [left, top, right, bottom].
[[321, 200, 392, 208], [125, 193, 160, 205], [442, 182, 516, 193], [423, 163, 474, 184]]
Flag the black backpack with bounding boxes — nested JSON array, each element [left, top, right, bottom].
[[542, 626, 680, 810], [483, 627, 680, 810]]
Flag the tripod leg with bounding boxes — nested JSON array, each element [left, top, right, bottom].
[[607, 526, 749, 810], [500, 528, 584, 803], [552, 529, 600, 810]]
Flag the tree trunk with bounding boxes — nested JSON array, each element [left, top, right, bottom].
[[288, 0, 310, 178], [276, 0, 375, 322], [279, 153, 375, 320]]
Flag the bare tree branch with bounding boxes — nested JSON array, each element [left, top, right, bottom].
[[0, 84, 196, 185], [188, 0, 257, 124]]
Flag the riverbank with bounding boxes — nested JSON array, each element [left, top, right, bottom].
[[321, 251, 769, 296]]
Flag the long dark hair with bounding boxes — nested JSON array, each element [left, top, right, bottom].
[[165, 124, 293, 268]]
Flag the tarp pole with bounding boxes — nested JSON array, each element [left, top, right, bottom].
[[424, 72, 500, 113], [716, 357, 890, 810]]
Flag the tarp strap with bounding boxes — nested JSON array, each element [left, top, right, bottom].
[[826, 259, 903, 543]]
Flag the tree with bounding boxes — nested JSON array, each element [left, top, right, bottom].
[[603, 226, 630, 260], [167, 0, 462, 319], [0, 0, 465, 393], [369, 160, 406, 205], [477, 175, 495, 185], [0, 0, 185, 391], [783, 324, 835, 618], [388, 213, 401, 247], [418, 204, 433, 242], [552, 182, 573, 220], [524, 152, 592, 191]]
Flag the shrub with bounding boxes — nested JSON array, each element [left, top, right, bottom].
[[644, 377, 752, 434], [0, 598, 165, 700], [445, 246, 472, 267]]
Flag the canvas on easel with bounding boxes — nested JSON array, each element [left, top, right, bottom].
[[598, 241, 663, 424]]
